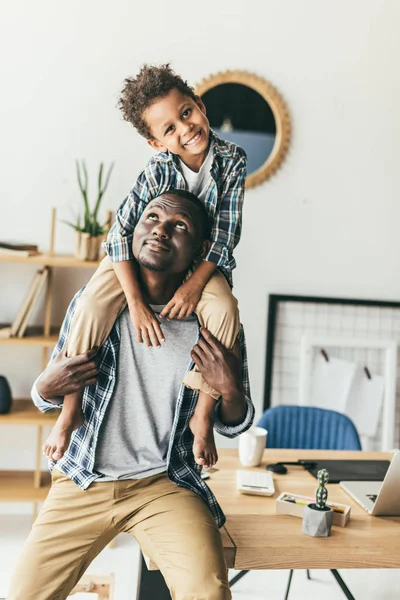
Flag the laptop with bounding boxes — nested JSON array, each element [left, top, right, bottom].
[[340, 452, 400, 516]]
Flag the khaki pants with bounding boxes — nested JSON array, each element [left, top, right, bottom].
[[66, 257, 240, 399], [7, 470, 231, 600]]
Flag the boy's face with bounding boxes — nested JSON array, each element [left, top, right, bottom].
[[144, 88, 210, 165]]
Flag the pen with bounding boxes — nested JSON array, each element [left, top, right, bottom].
[[282, 495, 345, 514]]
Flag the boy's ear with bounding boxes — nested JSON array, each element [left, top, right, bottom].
[[147, 138, 168, 153], [194, 95, 207, 115]]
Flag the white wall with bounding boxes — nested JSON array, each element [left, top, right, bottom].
[[1, 0, 400, 510]]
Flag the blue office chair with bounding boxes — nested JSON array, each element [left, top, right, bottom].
[[229, 405, 361, 600]]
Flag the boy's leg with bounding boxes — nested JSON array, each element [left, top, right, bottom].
[[122, 474, 231, 600], [184, 269, 240, 397], [43, 257, 126, 461], [7, 470, 118, 600], [185, 270, 240, 468]]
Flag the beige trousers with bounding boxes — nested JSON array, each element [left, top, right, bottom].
[[66, 257, 240, 399], [7, 470, 231, 600]]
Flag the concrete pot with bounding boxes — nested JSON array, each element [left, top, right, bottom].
[[302, 503, 333, 537]]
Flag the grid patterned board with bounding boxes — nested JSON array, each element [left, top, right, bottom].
[[267, 298, 400, 449]]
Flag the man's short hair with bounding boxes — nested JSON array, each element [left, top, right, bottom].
[[162, 189, 212, 241], [118, 63, 196, 140]]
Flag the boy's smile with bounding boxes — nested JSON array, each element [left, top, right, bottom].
[[144, 88, 210, 172]]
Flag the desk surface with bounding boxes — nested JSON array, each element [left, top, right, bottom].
[[208, 449, 400, 570]]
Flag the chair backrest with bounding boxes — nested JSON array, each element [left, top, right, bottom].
[[257, 405, 361, 450]]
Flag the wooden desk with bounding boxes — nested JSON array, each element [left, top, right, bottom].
[[138, 449, 400, 599], [210, 449, 400, 571]]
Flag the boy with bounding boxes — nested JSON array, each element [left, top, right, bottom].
[[43, 64, 247, 468]]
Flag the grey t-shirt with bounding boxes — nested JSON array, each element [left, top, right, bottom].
[[94, 306, 198, 481]]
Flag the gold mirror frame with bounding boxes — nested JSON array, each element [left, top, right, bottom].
[[195, 70, 291, 189]]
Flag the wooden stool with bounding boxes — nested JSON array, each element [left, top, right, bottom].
[[69, 574, 114, 599]]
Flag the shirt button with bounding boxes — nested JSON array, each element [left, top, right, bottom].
[[108, 375, 113, 380]]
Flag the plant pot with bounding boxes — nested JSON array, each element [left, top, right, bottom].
[[302, 503, 333, 537], [0, 375, 12, 414], [75, 231, 106, 261]]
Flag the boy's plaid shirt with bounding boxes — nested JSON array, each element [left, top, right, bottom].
[[32, 289, 254, 528], [104, 130, 247, 286]]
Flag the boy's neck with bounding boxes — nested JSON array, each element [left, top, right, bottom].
[[178, 139, 211, 173]]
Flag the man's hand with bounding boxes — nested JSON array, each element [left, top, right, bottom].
[[190, 327, 243, 399], [37, 347, 99, 401], [128, 299, 165, 347], [160, 280, 203, 320]]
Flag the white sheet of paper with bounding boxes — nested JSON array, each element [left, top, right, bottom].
[[309, 353, 357, 413], [345, 367, 384, 437]]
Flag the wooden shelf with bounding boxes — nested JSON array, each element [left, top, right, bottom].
[[0, 399, 58, 425], [0, 253, 100, 268], [0, 470, 51, 502], [0, 325, 59, 346]]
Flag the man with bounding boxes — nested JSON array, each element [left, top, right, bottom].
[[8, 189, 254, 600]]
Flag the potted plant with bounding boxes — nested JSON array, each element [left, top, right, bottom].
[[66, 160, 114, 261], [302, 469, 334, 537]]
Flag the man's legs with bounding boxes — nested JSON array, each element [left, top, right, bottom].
[[7, 470, 118, 600], [121, 474, 231, 600]]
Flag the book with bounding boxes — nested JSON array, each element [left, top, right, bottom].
[[10, 271, 43, 337], [18, 268, 49, 337], [0, 241, 39, 257], [0, 326, 12, 338]]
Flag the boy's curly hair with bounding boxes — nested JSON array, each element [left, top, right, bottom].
[[119, 63, 196, 140]]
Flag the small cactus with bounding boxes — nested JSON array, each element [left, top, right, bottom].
[[315, 469, 329, 509]]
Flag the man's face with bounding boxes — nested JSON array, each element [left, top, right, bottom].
[[144, 88, 210, 163], [132, 193, 205, 274]]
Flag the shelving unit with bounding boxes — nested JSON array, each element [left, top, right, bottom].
[[0, 208, 107, 518]]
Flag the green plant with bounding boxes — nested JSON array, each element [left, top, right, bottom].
[[315, 469, 329, 509], [65, 160, 114, 236]]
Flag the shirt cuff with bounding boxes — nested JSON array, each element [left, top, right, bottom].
[[31, 380, 63, 413], [213, 395, 255, 438], [204, 240, 230, 268], [103, 235, 134, 262]]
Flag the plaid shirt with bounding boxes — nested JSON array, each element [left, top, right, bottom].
[[32, 289, 254, 528], [104, 130, 247, 286]]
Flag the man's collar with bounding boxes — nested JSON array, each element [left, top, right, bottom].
[[155, 129, 231, 165]]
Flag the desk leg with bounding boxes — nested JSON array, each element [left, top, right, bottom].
[[331, 570, 356, 600], [137, 554, 171, 600]]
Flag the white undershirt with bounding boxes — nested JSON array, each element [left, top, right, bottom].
[[178, 141, 214, 203]]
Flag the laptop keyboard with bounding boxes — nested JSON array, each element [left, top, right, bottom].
[[367, 494, 377, 503]]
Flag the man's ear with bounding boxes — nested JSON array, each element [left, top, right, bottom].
[[194, 95, 207, 116], [198, 239, 211, 261], [147, 138, 167, 153]]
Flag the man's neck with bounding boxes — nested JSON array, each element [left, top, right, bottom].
[[137, 268, 184, 305]]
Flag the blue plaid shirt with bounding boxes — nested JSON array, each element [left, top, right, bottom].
[[104, 130, 247, 286], [32, 289, 254, 528]]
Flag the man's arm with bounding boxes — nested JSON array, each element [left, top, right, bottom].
[[190, 327, 254, 437], [31, 290, 98, 411]]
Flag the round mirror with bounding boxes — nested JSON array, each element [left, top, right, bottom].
[[196, 71, 291, 188]]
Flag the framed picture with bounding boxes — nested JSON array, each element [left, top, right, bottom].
[[264, 294, 400, 448]]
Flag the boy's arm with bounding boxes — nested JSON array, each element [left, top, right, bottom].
[[104, 169, 164, 346], [204, 151, 247, 274], [104, 171, 150, 262]]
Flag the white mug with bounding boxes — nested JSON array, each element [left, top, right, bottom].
[[238, 427, 268, 467]]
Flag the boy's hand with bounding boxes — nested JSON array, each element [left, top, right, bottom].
[[129, 299, 165, 347], [159, 281, 202, 320]]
